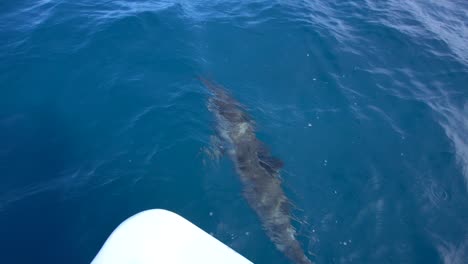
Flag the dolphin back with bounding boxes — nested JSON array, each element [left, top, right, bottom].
[[200, 76, 314, 264]]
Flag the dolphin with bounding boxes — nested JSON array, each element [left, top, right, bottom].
[[200, 77, 313, 264]]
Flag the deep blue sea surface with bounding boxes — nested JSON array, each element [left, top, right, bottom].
[[1, 1, 467, 263]]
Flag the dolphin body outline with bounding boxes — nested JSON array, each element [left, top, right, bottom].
[[200, 77, 313, 264]]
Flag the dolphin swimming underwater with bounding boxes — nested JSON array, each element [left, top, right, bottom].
[[200, 77, 313, 264]]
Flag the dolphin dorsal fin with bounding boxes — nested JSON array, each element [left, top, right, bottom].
[[257, 144, 284, 174], [259, 156, 283, 170]]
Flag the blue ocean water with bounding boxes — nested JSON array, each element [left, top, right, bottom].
[[1, 0, 467, 263]]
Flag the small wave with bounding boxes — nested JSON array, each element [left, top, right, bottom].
[[122, 105, 158, 132], [402, 0, 468, 65], [431, 101, 468, 190], [368, 165, 382, 191], [76, 0, 176, 25], [350, 198, 385, 238], [0, 0, 60, 31], [284, 0, 359, 43], [424, 179, 449, 209], [374, 198, 385, 236], [367, 105, 406, 137], [376, 0, 468, 65], [435, 236, 468, 264], [74, 0, 279, 30], [423, 100, 468, 191], [0, 176, 67, 212], [380, 67, 468, 191], [0, 0, 62, 56]]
